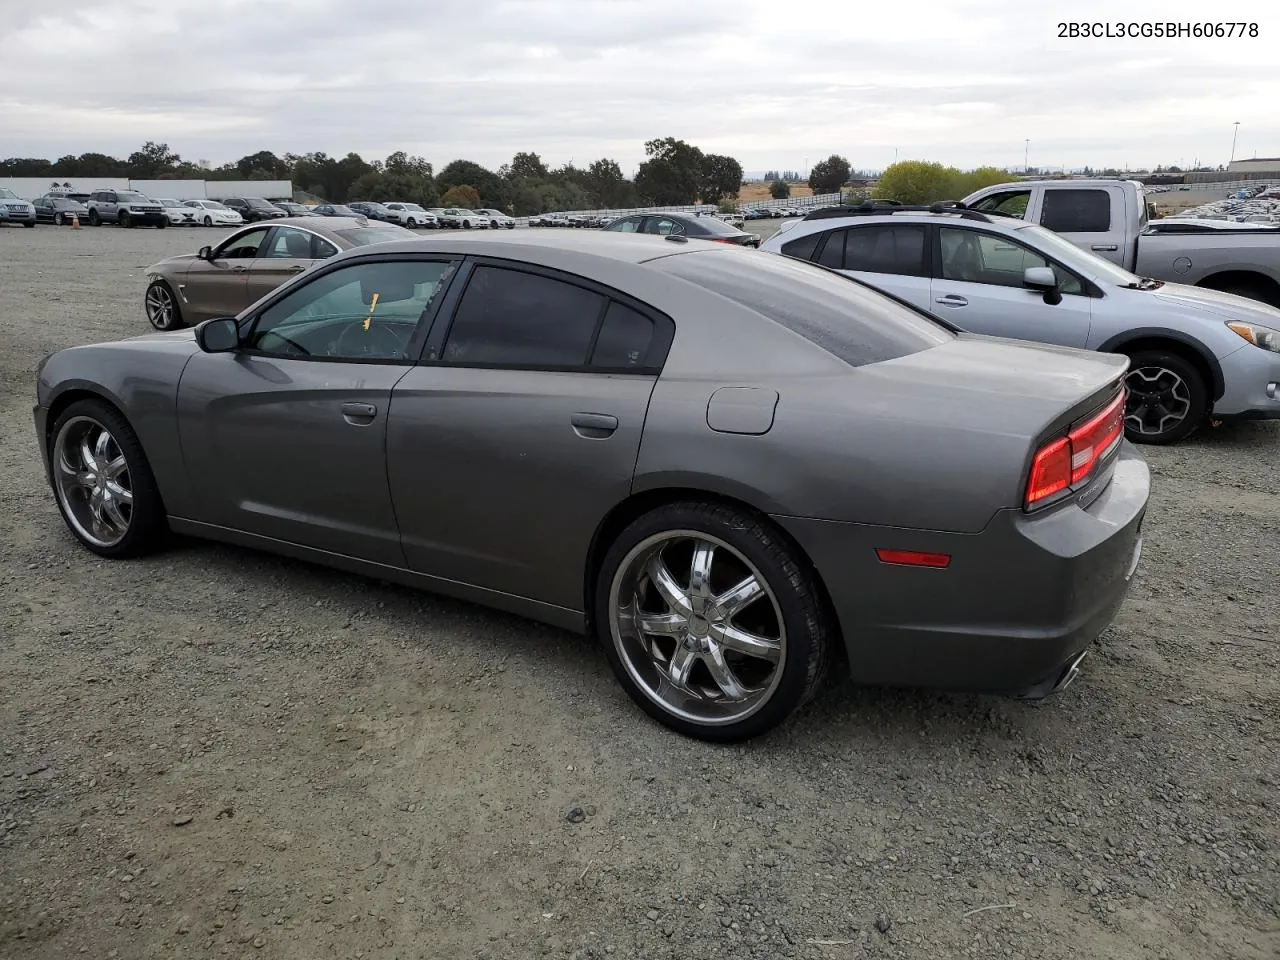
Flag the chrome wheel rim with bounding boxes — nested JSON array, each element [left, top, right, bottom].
[[145, 285, 174, 329], [1125, 366, 1191, 437], [609, 530, 786, 726], [52, 416, 133, 548]]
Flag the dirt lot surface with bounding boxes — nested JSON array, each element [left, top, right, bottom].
[[1, 223, 1277, 960]]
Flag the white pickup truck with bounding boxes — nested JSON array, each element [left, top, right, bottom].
[[962, 178, 1280, 307]]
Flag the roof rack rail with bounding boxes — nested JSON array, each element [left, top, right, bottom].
[[802, 200, 995, 223]]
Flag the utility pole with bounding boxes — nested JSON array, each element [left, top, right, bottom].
[[1024, 139, 1030, 173], [1230, 122, 1240, 164]]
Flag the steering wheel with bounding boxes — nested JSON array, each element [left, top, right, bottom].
[[332, 321, 406, 358]]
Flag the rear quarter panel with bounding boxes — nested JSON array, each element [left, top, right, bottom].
[[38, 338, 198, 517]]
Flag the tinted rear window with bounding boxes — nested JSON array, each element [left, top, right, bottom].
[[333, 224, 417, 246], [654, 251, 953, 367], [687, 215, 742, 236], [1040, 189, 1111, 232]]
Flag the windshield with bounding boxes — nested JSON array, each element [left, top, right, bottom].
[[0, 188, 19, 199], [155, 199, 180, 206], [333, 223, 417, 246], [1012, 223, 1140, 286], [246, 197, 276, 209], [117, 191, 151, 202], [401, 204, 425, 211]]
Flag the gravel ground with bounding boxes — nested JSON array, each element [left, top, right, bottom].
[[1, 222, 1278, 960]]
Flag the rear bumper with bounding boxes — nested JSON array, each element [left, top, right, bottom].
[[775, 443, 1150, 696]]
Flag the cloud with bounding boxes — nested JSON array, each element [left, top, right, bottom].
[[0, 0, 1274, 174]]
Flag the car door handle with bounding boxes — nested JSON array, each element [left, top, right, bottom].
[[287, 264, 306, 272], [571, 412, 618, 438], [1091, 244, 1119, 251], [341, 402, 378, 424], [232, 265, 249, 272], [934, 295, 968, 306]]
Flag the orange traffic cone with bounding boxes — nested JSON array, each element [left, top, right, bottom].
[[71, 213, 81, 229]]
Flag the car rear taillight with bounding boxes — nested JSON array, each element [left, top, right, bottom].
[[1024, 389, 1126, 509]]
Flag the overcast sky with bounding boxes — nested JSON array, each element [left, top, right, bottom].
[[0, 0, 1274, 176]]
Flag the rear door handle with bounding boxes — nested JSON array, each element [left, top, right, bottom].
[[571, 412, 618, 438], [1091, 244, 1119, 251], [934, 295, 968, 306], [232, 265, 248, 272], [341, 401, 378, 424], [287, 264, 306, 272]]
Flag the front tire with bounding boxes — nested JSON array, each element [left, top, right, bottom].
[[156, 219, 166, 229], [48, 399, 167, 558], [595, 501, 830, 742], [23, 220, 35, 228], [88, 210, 101, 226], [203, 215, 213, 227], [1122, 349, 1207, 445], [54, 213, 65, 226], [119, 212, 132, 228], [144, 279, 184, 330]]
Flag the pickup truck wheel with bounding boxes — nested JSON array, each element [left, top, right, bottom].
[[88, 210, 101, 226], [1122, 350, 1207, 445]]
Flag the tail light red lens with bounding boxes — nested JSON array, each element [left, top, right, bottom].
[[1025, 390, 1127, 509]]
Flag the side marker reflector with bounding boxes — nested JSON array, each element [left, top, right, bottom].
[[875, 549, 951, 569]]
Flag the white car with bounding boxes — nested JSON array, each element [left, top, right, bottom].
[[382, 202, 438, 228], [154, 198, 200, 226], [474, 208, 516, 230], [723, 210, 746, 228], [182, 200, 245, 227]]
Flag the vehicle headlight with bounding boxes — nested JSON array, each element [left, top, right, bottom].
[[1226, 321, 1280, 353]]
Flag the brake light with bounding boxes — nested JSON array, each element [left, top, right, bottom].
[[1025, 390, 1126, 509]]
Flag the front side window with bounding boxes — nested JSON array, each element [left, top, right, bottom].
[[1039, 189, 1111, 232], [217, 227, 271, 259], [969, 190, 1030, 218], [442, 266, 606, 367], [247, 260, 454, 360], [605, 216, 642, 233], [938, 228, 1083, 294]]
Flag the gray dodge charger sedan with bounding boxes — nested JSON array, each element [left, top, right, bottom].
[[34, 231, 1150, 741]]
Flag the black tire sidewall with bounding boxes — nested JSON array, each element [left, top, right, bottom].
[[1123, 349, 1207, 444], [593, 501, 828, 742], [47, 398, 167, 558]]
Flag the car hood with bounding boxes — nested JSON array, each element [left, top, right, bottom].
[[1147, 281, 1280, 326], [128, 328, 199, 346], [147, 252, 203, 273]]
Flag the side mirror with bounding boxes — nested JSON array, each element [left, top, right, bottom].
[[1023, 266, 1063, 304], [196, 317, 240, 353], [1023, 266, 1058, 290], [198, 245, 214, 261]]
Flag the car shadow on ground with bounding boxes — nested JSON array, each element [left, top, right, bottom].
[[151, 533, 1088, 754]]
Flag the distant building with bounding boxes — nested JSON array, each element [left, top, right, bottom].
[[1224, 158, 1280, 180]]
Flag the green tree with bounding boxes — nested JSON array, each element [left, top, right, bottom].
[[234, 150, 290, 180], [583, 158, 636, 208], [956, 165, 1011, 196], [440, 184, 482, 208], [634, 137, 705, 205], [507, 151, 548, 182], [875, 160, 960, 204], [126, 141, 181, 178], [808, 154, 851, 195], [769, 179, 790, 199], [699, 153, 743, 202], [438, 160, 508, 208]]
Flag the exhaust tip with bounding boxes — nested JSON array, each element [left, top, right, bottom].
[[1052, 650, 1089, 694]]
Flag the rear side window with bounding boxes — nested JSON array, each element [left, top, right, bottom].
[[591, 302, 655, 368], [443, 266, 606, 366], [1040, 190, 1111, 232], [780, 231, 823, 260], [655, 251, 954, 367], [842, 225, 927, 276]]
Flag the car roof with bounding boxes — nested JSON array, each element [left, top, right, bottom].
[[324, 226, 736, 265]]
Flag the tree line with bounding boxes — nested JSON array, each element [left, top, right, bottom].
[[0, 141, 867, 214]]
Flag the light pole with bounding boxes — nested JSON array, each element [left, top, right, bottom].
[[1024, 139, 1030, 173], [1230, 122, 1240, 164]]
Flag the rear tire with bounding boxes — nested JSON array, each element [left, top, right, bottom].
[[47, 398, 168, 559], [203, 215, 213, 227], [88, 210, 101, 226], [1122, 349, 1207, 445], [595, 501, 831, 742]]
